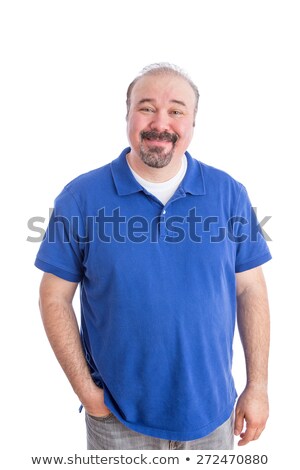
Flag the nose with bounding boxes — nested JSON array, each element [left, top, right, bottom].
[[149, 110, 170, 132]]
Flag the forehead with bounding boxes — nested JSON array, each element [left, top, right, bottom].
[[130, 74, 196, 108]]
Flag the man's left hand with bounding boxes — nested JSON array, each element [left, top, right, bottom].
[[234, 384, 269, 446]]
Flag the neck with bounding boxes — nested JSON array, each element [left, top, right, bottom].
[[126, 152, 184, 183]]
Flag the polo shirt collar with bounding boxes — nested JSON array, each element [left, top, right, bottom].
[[110, 147, 206, 196], [182, 151, 206, 196]]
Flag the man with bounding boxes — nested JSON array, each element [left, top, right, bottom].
[[35, 63, 271, 450]]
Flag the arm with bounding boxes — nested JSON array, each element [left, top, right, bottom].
[[39, 272, 110, 417], [234, 266, 270, 446]]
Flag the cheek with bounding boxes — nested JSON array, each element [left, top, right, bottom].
[[127, 116, 146, 139], [176, 122, 194, 142]]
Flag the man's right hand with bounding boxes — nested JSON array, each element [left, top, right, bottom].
[[81, 384, 111, 417]]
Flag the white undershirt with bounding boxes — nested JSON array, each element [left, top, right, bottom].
[[127, 155, 187, 205]]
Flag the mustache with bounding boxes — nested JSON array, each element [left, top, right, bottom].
[[140, 130, 179, 144]]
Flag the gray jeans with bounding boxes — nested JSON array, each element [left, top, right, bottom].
[[86, 411, 234, 450]]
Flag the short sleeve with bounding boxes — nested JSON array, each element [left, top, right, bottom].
[[34, 188, 84, 282], [233, 185, 272, 273]]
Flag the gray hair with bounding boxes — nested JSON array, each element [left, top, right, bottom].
[[126, 62, 199, 121]]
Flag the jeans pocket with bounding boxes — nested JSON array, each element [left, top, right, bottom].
[[87, 412, 114, 422]]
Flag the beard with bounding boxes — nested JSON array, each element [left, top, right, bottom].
[[139, 130, 179, 168]]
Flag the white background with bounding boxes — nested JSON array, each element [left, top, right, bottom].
[[1, 0, 299, 467]]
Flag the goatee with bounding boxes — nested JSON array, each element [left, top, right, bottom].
[[139, 130, 179, 169]]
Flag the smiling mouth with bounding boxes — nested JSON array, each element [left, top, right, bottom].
[[145, 138, 171, 146]]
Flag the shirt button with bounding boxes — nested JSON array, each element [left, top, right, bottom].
[[162, 209, 166, 214]]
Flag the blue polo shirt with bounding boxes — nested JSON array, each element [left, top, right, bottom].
[[35, 148, 271, 441]]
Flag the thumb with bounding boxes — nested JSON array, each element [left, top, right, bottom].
[[234, 409, 244, 436]]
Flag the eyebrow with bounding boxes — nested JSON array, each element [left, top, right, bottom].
[[170, 99, 187, 107], [137, 98, 187, 107]]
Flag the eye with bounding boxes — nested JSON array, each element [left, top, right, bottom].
[[140, 107, 155, 113], [170, 110, 183, 116]]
